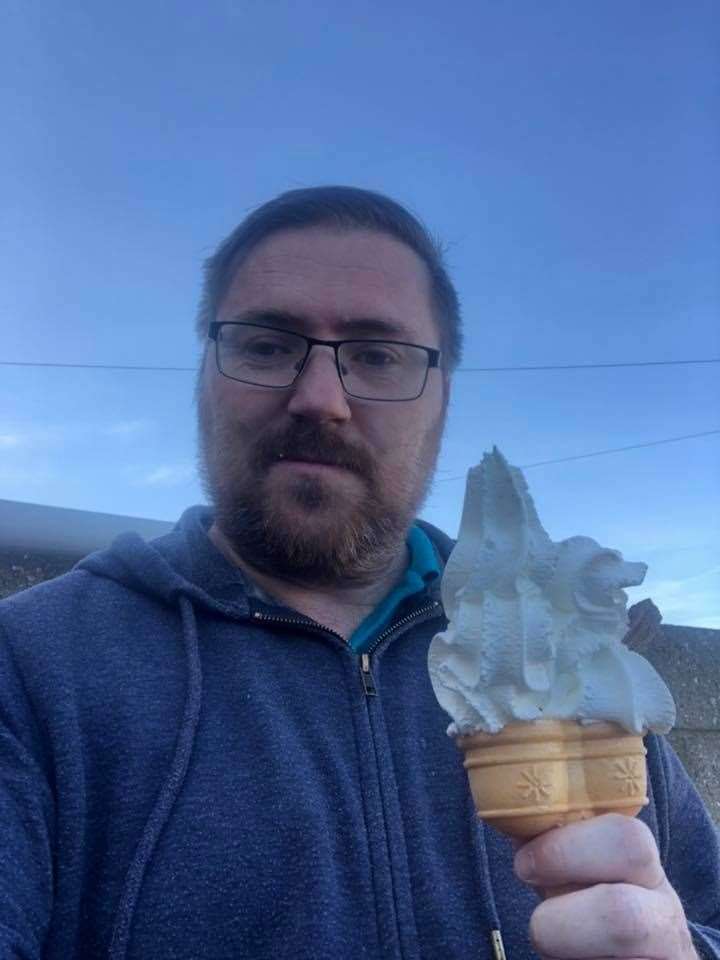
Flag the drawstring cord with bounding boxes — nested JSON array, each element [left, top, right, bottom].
[[471, 807, 508, 960], [108, 595, 202, 960]]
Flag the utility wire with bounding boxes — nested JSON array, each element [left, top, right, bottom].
[[0, 360, 196, 372], [457, 358, 720, 373], [1, 360, 716, 473], [436, 429, 720, 482], [1, 357, 719, 373], [3, 359, 717, 468]]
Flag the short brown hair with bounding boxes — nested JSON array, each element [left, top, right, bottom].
[[195, 185, 463, 372]]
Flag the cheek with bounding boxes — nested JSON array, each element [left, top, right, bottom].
[[212, 380, 288, 429], [363, 406, 439, 463]]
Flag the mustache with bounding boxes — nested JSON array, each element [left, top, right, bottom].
[[252, 422, 376, 477]]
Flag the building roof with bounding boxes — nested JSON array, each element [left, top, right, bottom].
[[0, 498, 173, 556]]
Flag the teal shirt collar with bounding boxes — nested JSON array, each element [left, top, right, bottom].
[[348, 524, 441, 654]]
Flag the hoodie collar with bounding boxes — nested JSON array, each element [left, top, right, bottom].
[[76, 506, 252, 616]]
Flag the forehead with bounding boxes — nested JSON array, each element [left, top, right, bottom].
[[217, 226, 437, 343]]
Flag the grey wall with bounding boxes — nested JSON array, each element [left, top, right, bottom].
[[1, 548, 79, 599], [661, 628, 720, 826], [0, 498, 172, 556], [626, 600, 719, 824]]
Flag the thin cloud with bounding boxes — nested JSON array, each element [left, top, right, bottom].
[[687, 614, 720, 630], [0, 423, 84, 450], [138, 464, 196, 488], [643, 565, 720, 628], [0, 466, 55, 486], [0, 420, 156, 451], [103, 419, 154, 437]]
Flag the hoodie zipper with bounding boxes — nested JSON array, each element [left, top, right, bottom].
[[250, 609, 342, 641], [252, 598, 445, 958], [364, 599, 442, 658], [357, 598, 443, 698], [360, 654, 376, 696], [251, 599, 444, 698]]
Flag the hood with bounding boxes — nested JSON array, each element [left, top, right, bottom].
[[77, 506, 253, 616]]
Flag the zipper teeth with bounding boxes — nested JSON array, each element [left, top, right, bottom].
[[252, 599, 444, 656], [251, 610, 345, 644], [365, 599, 443, 656]]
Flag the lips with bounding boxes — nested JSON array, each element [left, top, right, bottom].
[[276, 457, 349, 471], [256, 424, 373, 480], [276, 455, 349, 469]]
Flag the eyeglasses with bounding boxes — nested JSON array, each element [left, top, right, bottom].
[[208, 321, 441, 401]]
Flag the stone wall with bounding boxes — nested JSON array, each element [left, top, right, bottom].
[[0, 548, 78, 599], [2, 554, 718, 823], [626, 600, 719, 825]]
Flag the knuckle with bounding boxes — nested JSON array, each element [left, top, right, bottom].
[[661, 884, 696, 955], [528, 904, 548, 953], [600, 884, 652, 948], [534, 833, 570, 876], [613, 817, 661, 876], [677, 922, 695, 957]]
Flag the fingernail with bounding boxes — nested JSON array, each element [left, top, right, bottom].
[[515, 848, 535, 881]]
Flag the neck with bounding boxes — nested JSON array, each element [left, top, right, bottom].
[[208, 521, 410, 636]]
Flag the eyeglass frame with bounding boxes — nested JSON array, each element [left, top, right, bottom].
[[207, 320, 442, 402]]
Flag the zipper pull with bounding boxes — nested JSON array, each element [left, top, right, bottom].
[[360, 653, 376, 696]]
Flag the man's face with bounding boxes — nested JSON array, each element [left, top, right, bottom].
[[197, 225, 448, 586]]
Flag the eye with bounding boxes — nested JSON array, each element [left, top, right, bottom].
[[351, 346, 401, 367], [244, 338, 292, 357], [227, 335, 302, 364]]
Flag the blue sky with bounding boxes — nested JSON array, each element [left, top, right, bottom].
[[2, 1, 718, 626]]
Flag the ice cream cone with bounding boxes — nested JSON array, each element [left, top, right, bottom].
[[456, 718, 648, 840]]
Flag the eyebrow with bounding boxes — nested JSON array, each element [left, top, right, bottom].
[[230, 309, 416, 340]]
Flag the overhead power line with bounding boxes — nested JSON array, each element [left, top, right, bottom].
[[0, 360, 196, 372], [436, 429, 720, 482], [1, 357, 719, 374], [457, 358, 720, 373]]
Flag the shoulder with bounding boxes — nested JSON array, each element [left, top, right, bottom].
[[643, 731, 719, 859], [0, 566, 143, 683], [1, 564, 117, 625]]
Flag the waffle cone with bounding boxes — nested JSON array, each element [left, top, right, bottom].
[[456, 718, 648, 839]]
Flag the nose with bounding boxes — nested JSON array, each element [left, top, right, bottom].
[[286, 345, 352, 422]]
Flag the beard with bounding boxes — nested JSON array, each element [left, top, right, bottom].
[[196, 393, 444, 588]]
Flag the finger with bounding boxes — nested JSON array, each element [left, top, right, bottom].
[[529, 879, 695, 960], [514, 814, 664, 890]]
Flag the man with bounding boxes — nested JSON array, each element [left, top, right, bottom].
[[1, 186, 718, 960]]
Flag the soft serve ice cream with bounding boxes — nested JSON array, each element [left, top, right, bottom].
[[428, 448, 676, 736]]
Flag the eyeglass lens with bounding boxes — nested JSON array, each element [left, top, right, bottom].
[[216, 325, 430, 400]]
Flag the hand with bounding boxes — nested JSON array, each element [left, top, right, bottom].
[[513, 814, 699, 960]]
